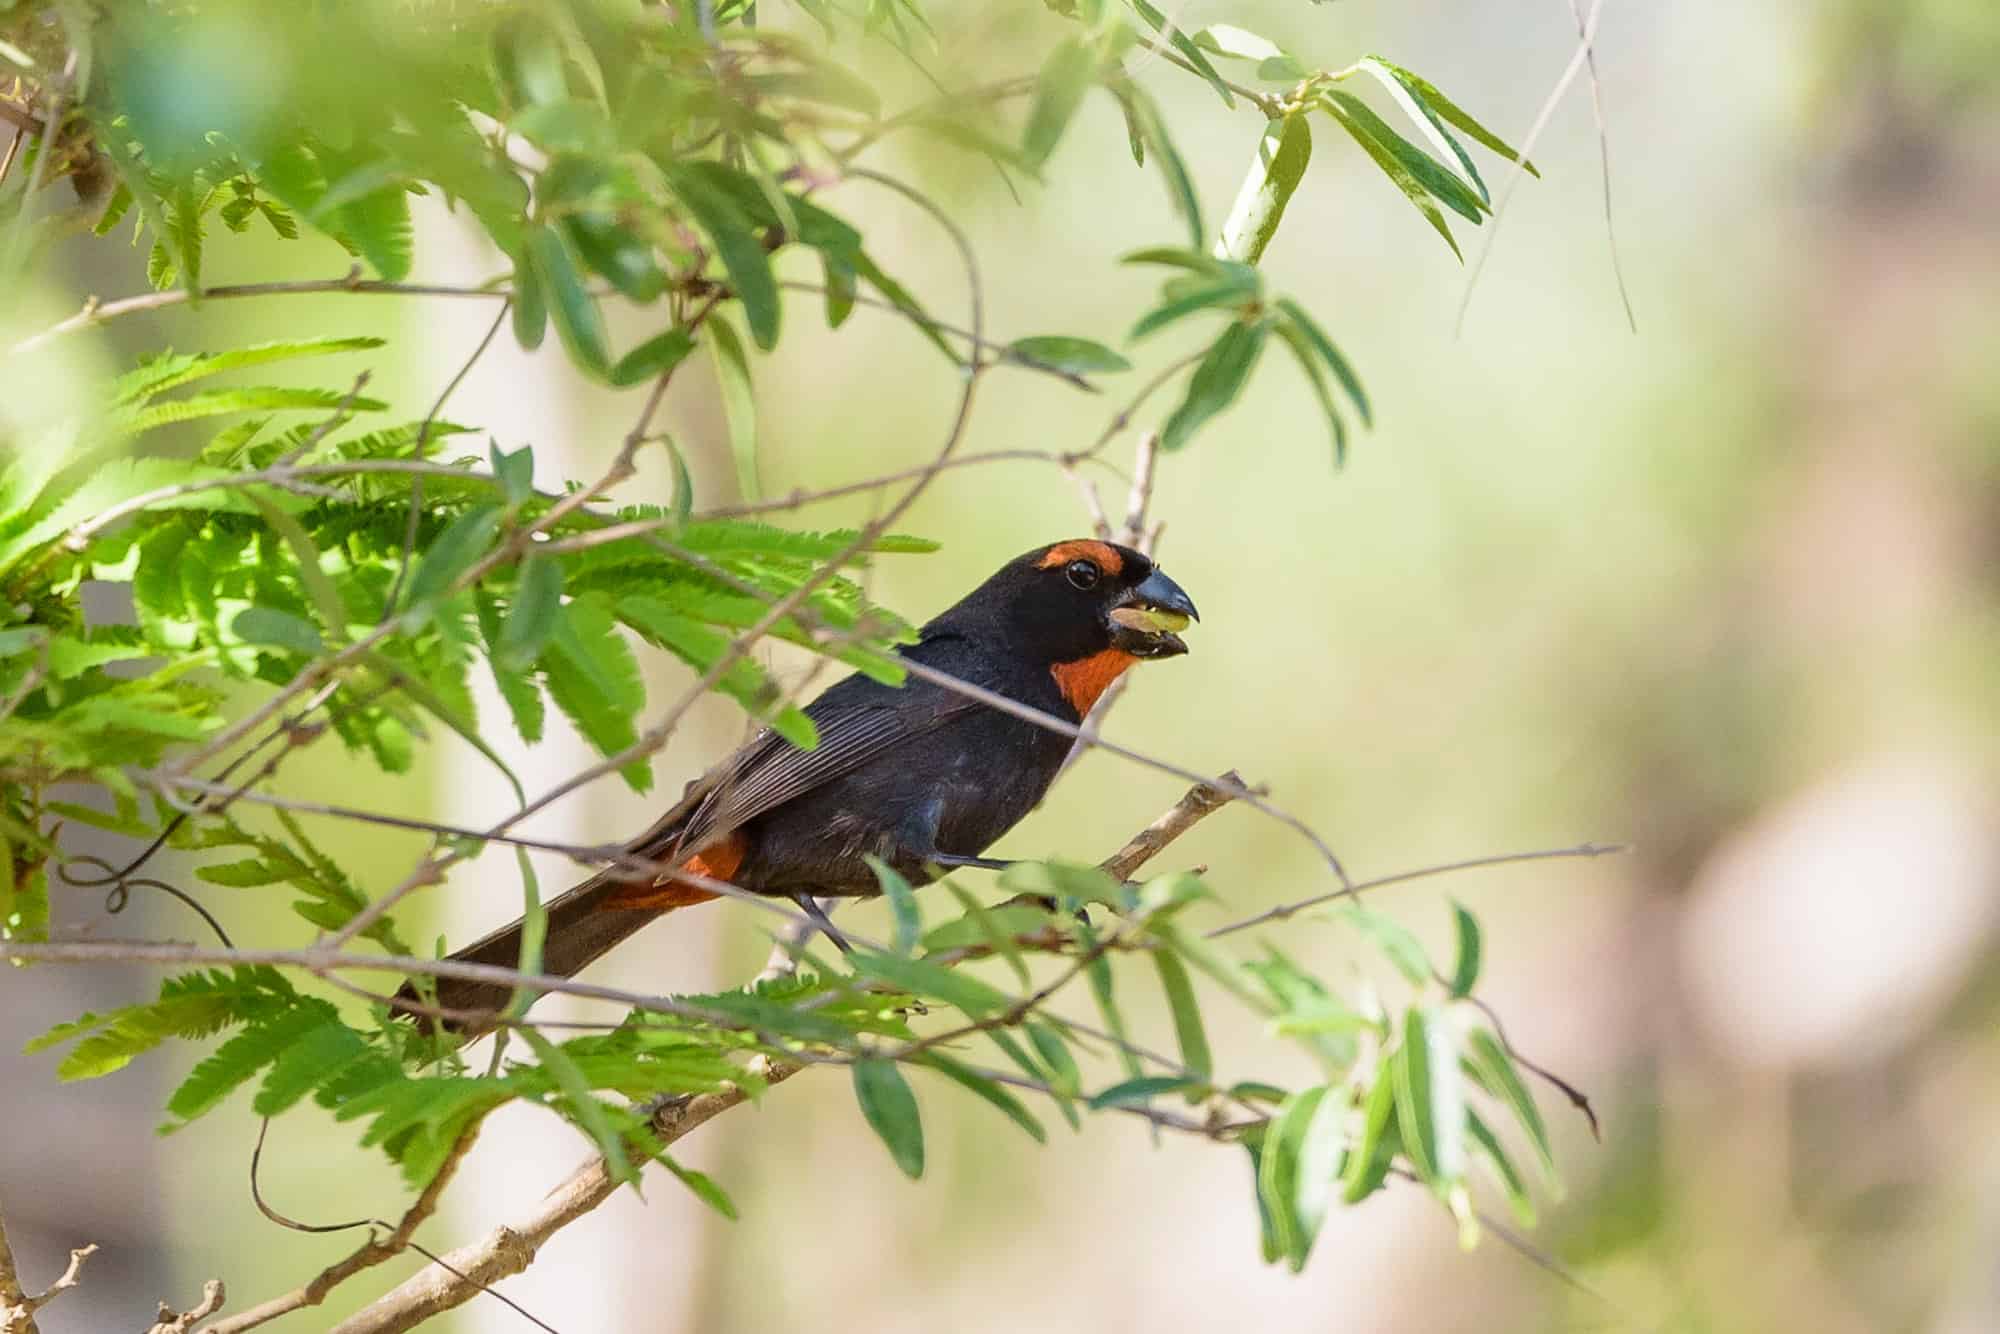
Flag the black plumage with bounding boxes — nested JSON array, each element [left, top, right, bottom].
[[400, 538, 1198, 1031]]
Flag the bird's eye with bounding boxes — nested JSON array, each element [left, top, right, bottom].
[[1064, 559, 1100, 590]]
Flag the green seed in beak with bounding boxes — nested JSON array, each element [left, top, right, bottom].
[[1109, 606, 1192, 635]]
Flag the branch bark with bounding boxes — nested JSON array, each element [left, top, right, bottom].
[[0, 1187, 95, 1334], [321, 775, 1237, 1334]]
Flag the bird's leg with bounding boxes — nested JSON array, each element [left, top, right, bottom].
[[790, 893, 851, 953]]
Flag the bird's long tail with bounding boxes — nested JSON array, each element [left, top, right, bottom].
[[395, 850, 729, 1036]]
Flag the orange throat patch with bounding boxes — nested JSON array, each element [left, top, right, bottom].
[[601, 830, 744, 911], [1051, 648, 1139, 717]]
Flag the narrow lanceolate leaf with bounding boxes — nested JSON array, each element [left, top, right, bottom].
[[1256, 1086, 1329, 1270], [657, 1155, 738, 1219], [1341, 1069, 1398, 1204], [1323, 91, 1487, 225], [1467, 1109, 1536, 1226], [1463, 1027, 1555, 1185], [1023, 38, 1097, 167], [1149, 951, 1213, 1088], [1293, 1086, 1346, 1265], [1448, 901, 1482, 998], [1273, 322, 1348, 465], [1160, 320, 1268, 451], [1127, 0, 1234, 108], [498, 556, 563, 671], [1358, 58, 1491, 203], [527, 226, 612, 375], [1215, 113, 1312, 267], [1007, 336, 1131, 376], [705, 316, 759, 501], [1117, 82, 1204, 249], [1394, 1007, 1467, 1191], [1274, 298, 1370, 425], [867, 855, 922, 956], [1360, 59, 1539, 177], [404, 504, 503, 611], [609, 327, 697, 389], [671, 173, 779, 350], [852, 1059, 925, 1179], [1317, 93, 1464, 260], [1087, 1075, 1202, 1110], [230, 607, 322, 654], [916, 1053, 1046, 1144], [510, 247, 548, 350], [522, 1029, 632, 1183]]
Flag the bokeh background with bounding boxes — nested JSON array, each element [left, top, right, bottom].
[[5, 0, 2000, 1330]]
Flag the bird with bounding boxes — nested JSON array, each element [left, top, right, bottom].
[[399, 538, 1198, 1032]]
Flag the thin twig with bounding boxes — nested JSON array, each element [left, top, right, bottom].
[[0, 1186, 96, 1334], [1455, 0, 1607, 334], [1207, 842, 1626, 938], [1564, 0, 1636, 332]]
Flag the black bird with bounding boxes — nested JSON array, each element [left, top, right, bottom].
[[403, 538, 1198, 1029]]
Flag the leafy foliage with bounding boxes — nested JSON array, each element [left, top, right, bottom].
[[0, 0, 1572, 1290]]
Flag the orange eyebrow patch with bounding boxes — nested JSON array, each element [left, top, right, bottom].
[[1051, 648, 1138, 718], [1038, 539, 1123, 576], [600, 830, 743, 911]]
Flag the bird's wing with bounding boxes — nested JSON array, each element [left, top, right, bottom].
[[627, 680, 981, 863]]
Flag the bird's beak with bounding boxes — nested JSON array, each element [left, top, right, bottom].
[[1106, 567, 1199, 659]]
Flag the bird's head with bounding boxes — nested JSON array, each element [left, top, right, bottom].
[[932, 538, 1199, 717]]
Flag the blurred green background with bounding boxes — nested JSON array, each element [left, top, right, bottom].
[[5, 0, 2000, 1330]]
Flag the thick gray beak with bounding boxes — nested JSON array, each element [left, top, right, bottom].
[[1107, 567, 1199, 658]]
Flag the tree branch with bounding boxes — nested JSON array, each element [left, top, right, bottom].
[[0, 1186, 96, 1334], [318, 775, 1234, 1334]]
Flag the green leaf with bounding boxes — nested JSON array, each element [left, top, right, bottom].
[[1160, 320, 1268, 451], [404, 504, 503, 611], [852, 1059, 925, 1179], [1448, 901, 1482, 998], [1215, 113, 1312, 266], [847, 950, 1011, 1021], [1087, 1075, 1203, 1110], [608, 327, 696, 389], [254, 1018, 372, 1116], [867, 855, 922, 956], [821, 252, 857, 328], [1394, 1007, 1467, 1190], [1026, 1019, 1080, 1098], [657, 1154, 738, 1218], [1323, 90, 1486, 223], [1023, 38, 1097, 166], [498, 557, 563, 671], [541, 596, 650, 792], [521, 1029, 633, 1182], [705, 316, 760, 500], [1256, 1085, 1327, 1269], [1193, 24, 1285, 62], [478, 590, 545, 744], [1341, 1071, 1399, 1204], [491, 442, 536, 506], [1273, 297, 1369, 425], [1007, 336, 1131, 376], [229, 606, 323, 655], [1318, 91, 1468, 258], [1462, 1028, 1555, 1184], [527, 226, 611, 375], [1294, 1086, 1346, 1262], [195, 858, 284, 888], [1357, 57, 1490, 203], [1129, 278, 1255, 341], [1116, 83, 1205, 248], [1467, 1109, 1536, 1227], [916, 1053, 1046, 1144], [1152, 949, 1212, 1083], [1330, 902, 1431, 985], [1272, 321, 1349, 466], [671, 174, 780, 350], [1127, 0, 1234, 107], [1360, 59, 1539, 177], [166, 1002, 332, 1122], [510, 247, 548, 350]]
